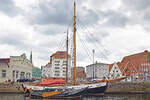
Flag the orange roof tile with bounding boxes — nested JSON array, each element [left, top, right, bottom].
[[120, 50, 149, 76], [51, 51, 70, 59], [117, 62, 124, 73], [109, 64, 113, 72]]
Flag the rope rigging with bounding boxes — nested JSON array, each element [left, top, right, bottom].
[[76, 17, 109, 60]]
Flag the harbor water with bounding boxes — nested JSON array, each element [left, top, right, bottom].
[[0, 93, 150, 100]]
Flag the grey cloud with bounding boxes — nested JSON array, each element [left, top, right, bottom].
[[38, 53, 49, 61], [103, 10, 129, 27], [30, 0, 73, 25], [0, 34, 24, 46], [34, 25, 65, 36], [0, 0, 22, 16], [143, 11, 150, 21], [85, 31, 109, 44], [78, 7, 100, 25], [121, 0, 150, 32], [123, 0, 150, 11], [29, 0, 100, 26]]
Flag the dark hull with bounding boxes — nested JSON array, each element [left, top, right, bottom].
[[84, 85, 107, 95], [30, 87, 88, 99], [22, 83, 107, 98]]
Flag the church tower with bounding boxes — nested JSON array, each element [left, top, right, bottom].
[[30, 51, 32, 64]]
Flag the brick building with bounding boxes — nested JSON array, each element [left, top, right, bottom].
[[109, 50, 150, 82], [71, 66, 86, 82], [120, 50, 150, 81]]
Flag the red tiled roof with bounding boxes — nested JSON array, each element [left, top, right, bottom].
[[117, 62, 124, 73], [51, 51, 70, 59], [0, 58, 10, 68], [120, 50, 149, 77], [109, 64, 113, 72], [109, 62, 123, 73]]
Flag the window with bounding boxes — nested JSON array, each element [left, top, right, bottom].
[[13, 70, 15, 78], [55, 61, 60, 63], [55, 64, 60, 66], [63, 61, 67, 64], [16, 71, 19, 78], [20, 72, 25, 79], [63, 74, 66, 76], [2, 70, 6, 78], [62, 64, 67, 66], [29, 73, 31, 78], [55, 71, 59, 73], [55, 67, 59, 69], [55, 74, 59, 76], [63, 70, 66, 73]]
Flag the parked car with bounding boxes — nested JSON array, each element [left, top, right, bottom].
[[17, 79, 33, 82]]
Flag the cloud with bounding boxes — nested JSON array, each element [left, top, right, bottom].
[[123, 0, 150, 11], [102, 10, 129, 27], [77, 7, 100, 25], [28, 0, 73, 25], [0, 0, 22, 16]]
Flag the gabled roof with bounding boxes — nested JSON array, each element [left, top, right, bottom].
[[117, 62, 124, 73], [120, 50, 149, 75], [109, 62, 123, 73], [109, 64, 113, 72], [51, 51, 70, 59]]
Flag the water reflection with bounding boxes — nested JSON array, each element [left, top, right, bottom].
[[83, 94, 150, 100], [0, 94, 150, 100], [0, 94, 26, 100]]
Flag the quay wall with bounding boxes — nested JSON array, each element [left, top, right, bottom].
[[107, 82, 150, 93]]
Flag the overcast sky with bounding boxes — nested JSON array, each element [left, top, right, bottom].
[[0, 0, 150, 68]]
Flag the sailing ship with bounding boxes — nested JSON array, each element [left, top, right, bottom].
[[22, 2, 107, 98]]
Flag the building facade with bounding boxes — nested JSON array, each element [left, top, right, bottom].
[[32, 67, 42, 79], [86, 62, 109, 79], [0, 53, 33, 82], [109, 62, 124, 79], [41, 63, 52, 78], [42, 51, 71, 78], [120, 50, 150, 81]]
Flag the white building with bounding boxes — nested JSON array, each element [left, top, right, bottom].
[[41, 63, 52, 78], [42, 51, 71, 78], [0, 53, 33, 82], [109, 62, 124, 79], [86, 62, 109, 79]]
